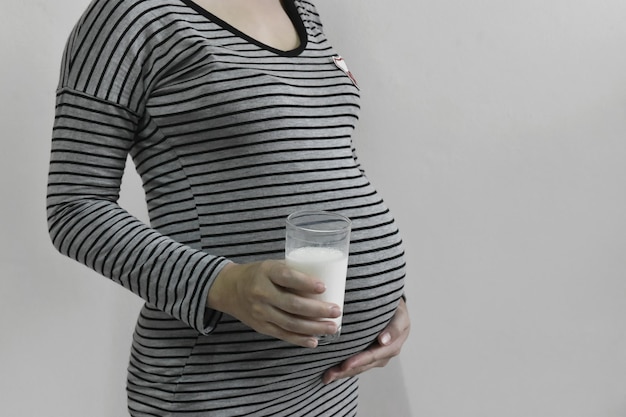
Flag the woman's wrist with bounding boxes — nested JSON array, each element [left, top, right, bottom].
[[207, 262, 239, 313]]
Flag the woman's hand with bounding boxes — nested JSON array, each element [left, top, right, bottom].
[[207, 260, 342, 348], [322, 297, 410, 384]]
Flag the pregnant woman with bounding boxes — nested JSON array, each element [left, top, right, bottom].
[[46, 0, 410, 415]]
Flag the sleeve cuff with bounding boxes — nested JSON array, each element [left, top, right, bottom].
[[196, 257, 233, 335]]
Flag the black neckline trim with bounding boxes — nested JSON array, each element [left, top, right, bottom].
[[180, 0, 308, 57]]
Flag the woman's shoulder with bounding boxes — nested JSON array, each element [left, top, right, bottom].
[[294, 0, 319, 16], [65, 0, 189, 68], [59, 0, 186, 106], [294, 0, 324, 29], [75, 0, 181, 33]]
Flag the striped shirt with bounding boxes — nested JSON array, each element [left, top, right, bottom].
[[47, 0, 406, 415]]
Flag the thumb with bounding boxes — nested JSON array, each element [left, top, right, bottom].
[[379, 331, 392, 346]]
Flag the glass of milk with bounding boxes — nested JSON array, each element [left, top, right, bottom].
[[285, 210, 351, 345]]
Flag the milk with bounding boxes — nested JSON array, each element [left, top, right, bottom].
[[286, 246, 348, 326]]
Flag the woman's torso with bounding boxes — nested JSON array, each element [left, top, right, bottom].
[[78, 1, 405, 415]]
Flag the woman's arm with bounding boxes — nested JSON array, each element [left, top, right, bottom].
[[46, 1, 231, 334]]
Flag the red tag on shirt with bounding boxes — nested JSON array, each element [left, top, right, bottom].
[[333, 56, 359, 90]]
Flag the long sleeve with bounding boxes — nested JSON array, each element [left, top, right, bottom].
[[46, 0, 230, 334]]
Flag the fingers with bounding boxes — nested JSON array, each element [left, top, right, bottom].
[[376, 297, 410, 348], [264, 304, 339, 339], [261, 321, 320, 349], [264, 261, 342, 320], [322, 298, 411, 384], [323, 344, 388, 384], [276, 290, 342, 320], [267, 261, 326, 295], [208, 260, 343, 348]]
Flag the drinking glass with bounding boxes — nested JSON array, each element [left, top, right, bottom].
[[285, 210, 351, 345]]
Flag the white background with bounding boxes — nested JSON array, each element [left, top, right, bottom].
[[2, 0, 626, 416]]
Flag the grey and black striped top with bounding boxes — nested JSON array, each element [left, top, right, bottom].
[[47, 0, 406, 415]]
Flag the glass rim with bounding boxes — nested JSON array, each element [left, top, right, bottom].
[[286, 210, 351, 234]]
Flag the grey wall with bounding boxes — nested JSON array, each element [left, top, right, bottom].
[[2, 1, 626, 416]]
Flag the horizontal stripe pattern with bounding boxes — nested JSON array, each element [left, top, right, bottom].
[[47, 0, 405, 415]]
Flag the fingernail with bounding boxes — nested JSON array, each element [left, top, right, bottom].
[[315, 282, 326, 293], [330, 306, 342, 317], [307, 338, 318, 349], [380, 332, 392, 346]]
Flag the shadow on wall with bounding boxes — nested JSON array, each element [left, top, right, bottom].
[[358, 359, 413, 417]]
